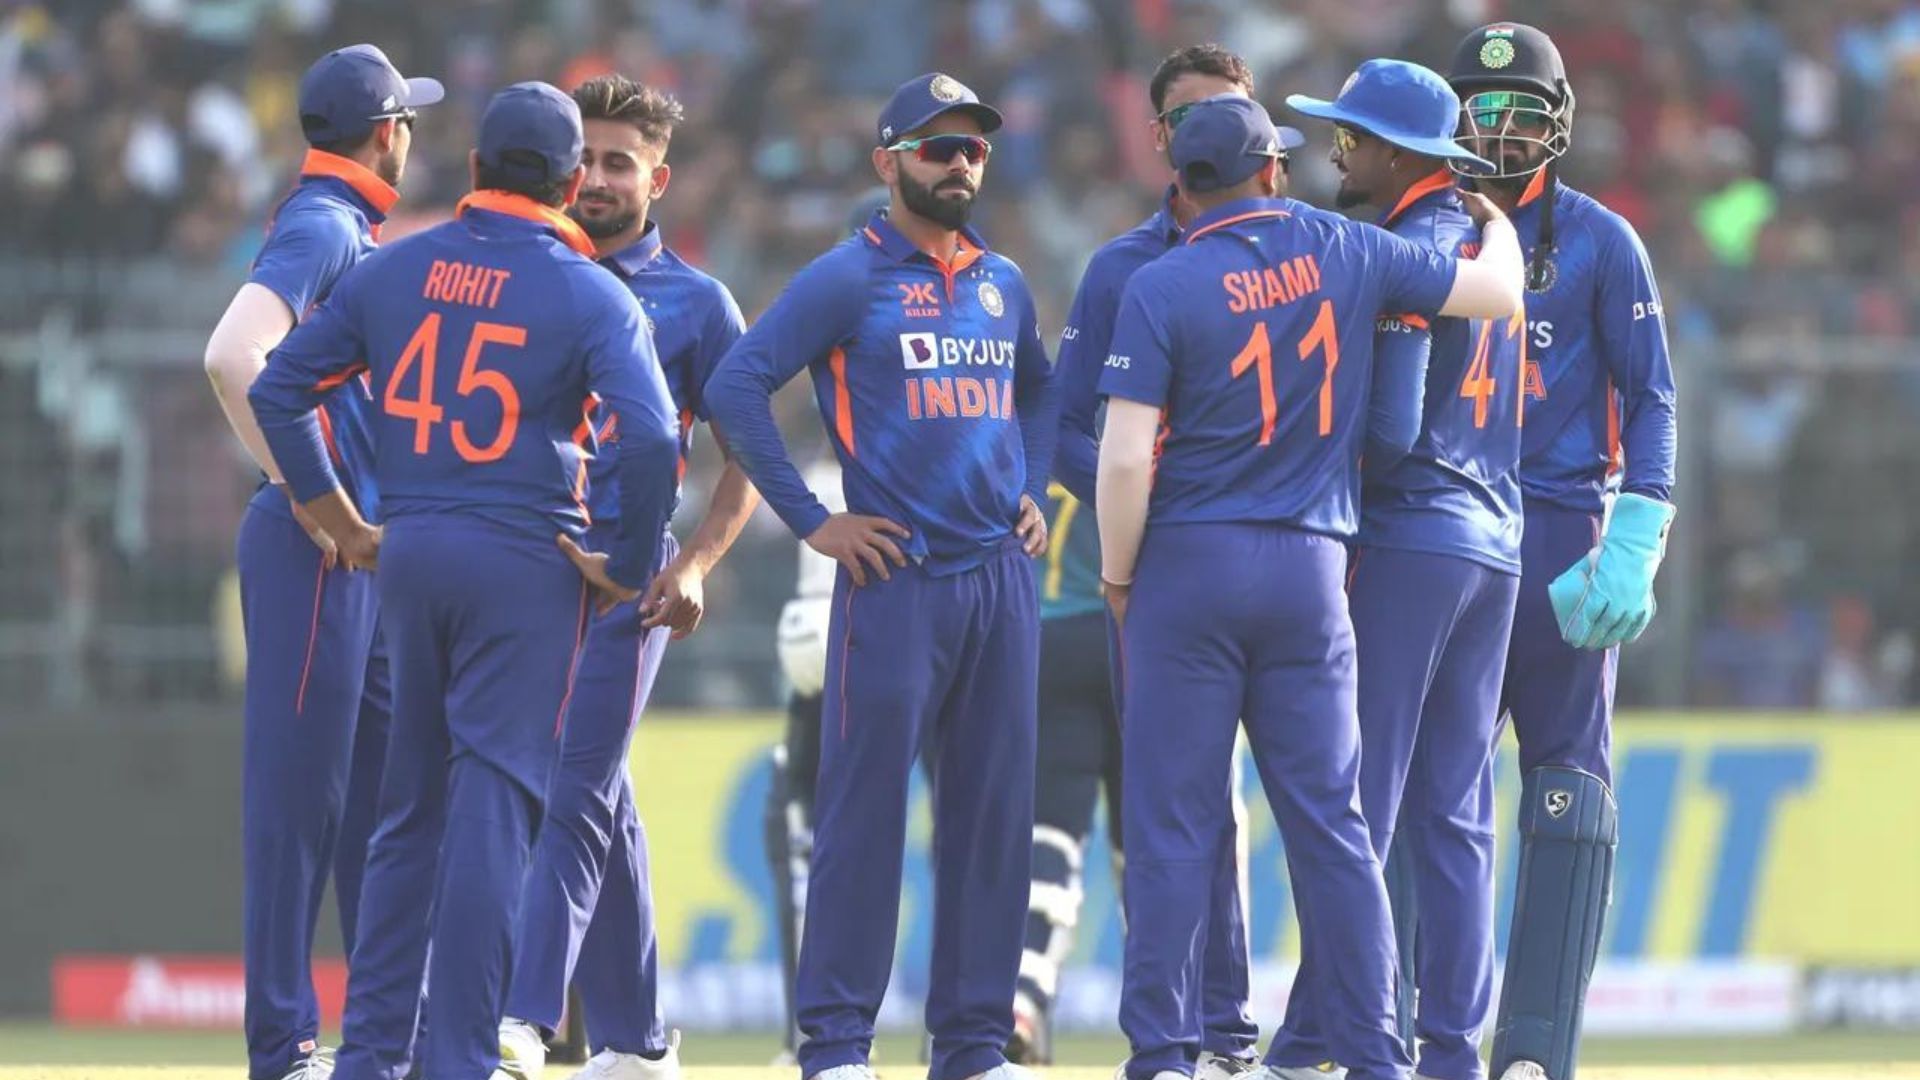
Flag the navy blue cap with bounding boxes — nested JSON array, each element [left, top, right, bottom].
[[477, 82, 585, 186], [877, 73, 1003, 146], [298, 44, 443, 145], [1170, 96, 1292, 194], [1286, 59, 1495, 174]]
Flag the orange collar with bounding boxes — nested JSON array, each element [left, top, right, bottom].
[[1381, 170, 1455, 229], [300, 149, 399, 217], [457, 190, 597, 257], [1517, 167, 1550, 208]]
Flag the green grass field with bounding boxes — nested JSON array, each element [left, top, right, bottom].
[[5, 1027, 1920, 1079]]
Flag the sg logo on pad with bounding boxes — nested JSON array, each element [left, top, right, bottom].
[[1545, 789, 1572, 818], [900, 332, 939, 370]]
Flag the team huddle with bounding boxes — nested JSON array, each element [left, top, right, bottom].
[[205, 20, 1675, 1080]]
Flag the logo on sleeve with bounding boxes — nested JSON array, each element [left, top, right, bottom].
[[900, 332, 939, 370]]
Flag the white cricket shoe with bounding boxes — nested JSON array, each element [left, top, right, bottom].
[[1499, 1062, 1549, 1080], [1263, 1064, 1347, 1080], [497, 1016, 547, 1080], [1195, 1051, 1261, 1080], [963, 1065, 1039, 1080], [805, 1065, 878, 1080], [275, 1046, 335, 1080], [1110, 1064, 1188, 1080], [574, 1030, 685, 1080]]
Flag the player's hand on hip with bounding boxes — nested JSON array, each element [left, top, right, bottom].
[[337, 523, 382, 573], [1016, 493, 1049, 557], [641, 554, 707, 639], [558, 534, 643, 616], [276, 483, 339, 570], [806, 513, 910, 587]]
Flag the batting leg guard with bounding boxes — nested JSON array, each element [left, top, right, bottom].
[[1491, 766, 1618, 1080], [762, 743, 812, 1056]]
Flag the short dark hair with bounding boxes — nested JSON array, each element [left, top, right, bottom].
[[572, 74, 685, 148], [306, 127, 377, 158], [1149, 44, 1255, 114], [474, 152, 573, 207]]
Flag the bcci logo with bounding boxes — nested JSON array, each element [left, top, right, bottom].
[[929, 74, 967, 103], [977, 281, 1005, 318], [1545, 789, 1572, 819], [1480, 27, 1517, 69], [900, 332, 938, 370], [1527, 253, 1559, 294]]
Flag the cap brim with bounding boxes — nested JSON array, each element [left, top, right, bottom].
[[1276, 125, 1306, 151], [402, 77, 446, 108], [1284, 94, 1345, 123]]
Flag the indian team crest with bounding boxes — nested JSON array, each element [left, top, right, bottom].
[[978, 280, 1005, 318], [1480, 28, 1517, 69], [1527, 251, 1559, 293], [929, 74, 967, 103]]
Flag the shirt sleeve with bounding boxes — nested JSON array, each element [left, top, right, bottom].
[[585, 284, 683, 589], [689, 281, 749, 424], [1098, 268, 1178, 409], [1052, 255, 1120, 505], [1012, 279, 1059, 505], [1593, 215, 1678, 503], [247, 210, 358, 321], [248, 271, 371, 502], [703, 249, 869, 540], [1362, 222, 1461, 319], [1367, 313, 1432, 469]]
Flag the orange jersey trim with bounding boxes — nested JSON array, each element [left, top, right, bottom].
[[829, 346, 856, 456], [1381, 170, 1455, 229], [457, 190, 597, 257], [299, 149, 400, 217]]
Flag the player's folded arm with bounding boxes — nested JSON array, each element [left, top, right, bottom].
[[1011, 280, 1061, 505], [1366, 314, 1432, 469]]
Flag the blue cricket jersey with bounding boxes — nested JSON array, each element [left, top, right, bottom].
[[246, 149, 394, 521], [1361, 171, 1527, 574], [704, 210, 1060, 577], [581, 223, 746, 524], [1099, 197, 1460, 537], [250, 190, 682, 588], [1503, 174, 1676, 511]]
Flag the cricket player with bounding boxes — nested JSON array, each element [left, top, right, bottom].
[[250, 82, 683, 1080], [203, 43, 441, 1080], [1444, 24, 1678, 1080], [706, 71, 1058, 1080], [494, 74, 755, 1080], [1032, 44, 1288, 1076], [1095, 95, 1525, 1080], [1267, 59, 1522, 1080]]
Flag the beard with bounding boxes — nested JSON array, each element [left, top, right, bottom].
[[1334, 181, 1371, 210], [569, 193, 639, 239], [899, 170, 975, 230]]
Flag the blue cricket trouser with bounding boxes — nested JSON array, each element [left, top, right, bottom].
[[795, 548, 1038, 1080], [1119, 523, 1408, 1080], [238, 494, 385, 1079], [1102, 614, 1260, 1061], [1503, 502, 1614, 784], [1270, 547, 1517, 1080], [507, 531, 677, 1056], [334, 518, 590, 1080]]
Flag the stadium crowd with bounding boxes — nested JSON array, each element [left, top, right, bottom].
[[2, 0, 1916, 708]]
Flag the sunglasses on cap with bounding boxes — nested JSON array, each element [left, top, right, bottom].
[[886, 134, 991, 164], [371, 107, 418, 130]]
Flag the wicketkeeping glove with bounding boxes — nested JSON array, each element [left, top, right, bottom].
[[1547, 492, 1676, 651]]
